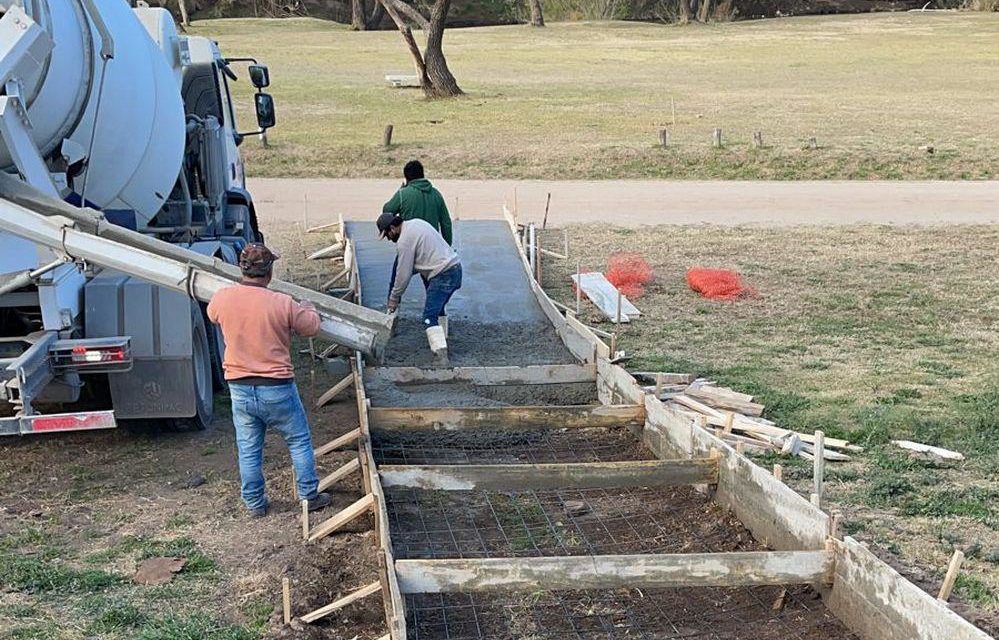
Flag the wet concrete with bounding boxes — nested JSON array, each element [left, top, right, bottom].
[[348, 220, 574, 374]]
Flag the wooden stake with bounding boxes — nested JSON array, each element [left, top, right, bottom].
[[308, 493, 375, 542], [813, 430, 825, 507], [315, 373, 355, 408], [301, 500, 309, 541], [753, 131, 764, 148], [616, 289, 623, 325], [723, 411, 735, 434], [937, 550, 965, 602], [383, 124, 394, 148], [713, 128, 722, 148], [318, 457, 361, 492], [809, 136, 818, 149], [314, 427, 361, 457], [301, 581, 382, 623], [654, 373, 664, 399], [575, 261, 582, 315], [563, 229, 569, 258], [282, 577, 292, 624], [659, 128, 669, 148], [773, 464, 783, 482], [542, 192, 551, 229], [671, 96, 676, 126]]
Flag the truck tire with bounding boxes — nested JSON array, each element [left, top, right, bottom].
[[167, 303, 214, 431]]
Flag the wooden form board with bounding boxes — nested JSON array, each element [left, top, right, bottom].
[[368, 404, 645, 433], [827, 538, 992, 640], [379, 458, 718, 491], [366, 363, 597, 386], [395, 550, 833, 594], [571, 272, 640, 323]]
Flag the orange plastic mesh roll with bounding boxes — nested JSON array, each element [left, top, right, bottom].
[[605, 253, 654, 299], [686, 268, 755, 300]]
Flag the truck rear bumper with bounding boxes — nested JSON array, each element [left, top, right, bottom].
[[0, 409, 116, 435]]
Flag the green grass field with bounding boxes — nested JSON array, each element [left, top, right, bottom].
[[196, 14, 999, 180]]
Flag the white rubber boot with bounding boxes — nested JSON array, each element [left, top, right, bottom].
[[425, 325, 450, 367], [438, 316, 449, 337]]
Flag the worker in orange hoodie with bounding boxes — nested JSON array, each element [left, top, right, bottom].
[[207, 244, 332, 518]]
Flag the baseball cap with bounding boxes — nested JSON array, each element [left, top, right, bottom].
[[376, 213, 401, 239], [239, 243, 279, 276]]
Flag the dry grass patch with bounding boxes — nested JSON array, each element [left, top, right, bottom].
[[542, 223, 999, 617]]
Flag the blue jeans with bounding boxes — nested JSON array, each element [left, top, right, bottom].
[[228, 381, 319, 510], [423, 264, 462, 327]]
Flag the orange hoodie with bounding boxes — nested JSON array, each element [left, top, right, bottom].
[[207, 283, 321, 381]]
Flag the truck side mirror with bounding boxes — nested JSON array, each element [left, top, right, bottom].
[[254, 93, 275, 130], [248, 64, 270, 89]]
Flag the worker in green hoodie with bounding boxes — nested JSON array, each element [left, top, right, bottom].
[[383, 160, 455, 312]]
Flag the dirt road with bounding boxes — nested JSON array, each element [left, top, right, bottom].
[[249, 178, 999, 227]]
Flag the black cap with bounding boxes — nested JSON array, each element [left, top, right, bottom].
[[376, 213, 402, 238]]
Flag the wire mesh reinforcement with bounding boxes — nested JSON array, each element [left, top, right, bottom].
[[405, 586, 858, 640], [372, 427, 655, 466], [385, 486, 759, 560]]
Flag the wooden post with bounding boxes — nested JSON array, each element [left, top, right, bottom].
[[809, 136, 818, 150], [654, 373, 664, 399], [563, 229, 569, 258], [723, 411, 735, 434], [713, 128, 722, 148], [542, 192, 551, 229], [658, 128, 669, 148], [671, 96, 676, 126], [753, 131, 764, 148], [609, 333, 618, 360], [513, 186, 519, 218], [812, 430, 825, 508], [937, 550, 965, 602], [773, 464, 783, 482], [383, 124, 394, 148], [261, 129, 269, 148], [282, 577, 292, 624], [301, 500, 309, 541], [575, 262, 582, 315], [615, 289, 623, 325]]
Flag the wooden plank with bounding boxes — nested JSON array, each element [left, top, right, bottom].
[[685, 386, 765, 416], [318, 457, 361, 492], [366, 364, 597, 386], [301, 580, 382, 623], [368, 404, 644, 433], [314, 427, 361, 457], [827, 538, 993, 640], [379, 458, 718, 491], [282, 577, 291, 624], [308, 243, 344, 260], [571, 272, 640, 323], [632, 372, 696, 385], [308, 493, 374, 542], [395, 551, 833, 594], [315, 373, 354, 408]]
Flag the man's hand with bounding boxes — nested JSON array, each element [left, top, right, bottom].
[[387, 299, 398, 313]]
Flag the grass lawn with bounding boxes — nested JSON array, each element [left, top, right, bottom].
[[196, 14, 999, 180], [542, 224, 999, 618]]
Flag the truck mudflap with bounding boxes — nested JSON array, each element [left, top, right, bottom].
[[0, 410, 116, 436]]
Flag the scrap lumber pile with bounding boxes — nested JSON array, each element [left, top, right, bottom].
[[632, 373, 862, 462]]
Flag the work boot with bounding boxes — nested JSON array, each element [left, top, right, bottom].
[[307, 492, 332, 512], [438, 316, 449, 337], [248, 499, 269, 518], [425, 325, 450, 368]]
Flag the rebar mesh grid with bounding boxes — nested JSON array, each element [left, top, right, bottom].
[[372, 427, 655, 466], [386, 486, 758, 559], [405, 586, 858, 640]]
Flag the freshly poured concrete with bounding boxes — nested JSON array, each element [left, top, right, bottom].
[[348, 220, 574, 370]]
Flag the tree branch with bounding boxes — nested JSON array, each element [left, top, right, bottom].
[[381, 0, 430, 30]]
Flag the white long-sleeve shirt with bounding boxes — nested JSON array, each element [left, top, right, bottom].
[[389, 218, 460, 305]]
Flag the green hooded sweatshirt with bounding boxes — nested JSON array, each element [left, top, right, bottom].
[[382, 178, 453, 245]]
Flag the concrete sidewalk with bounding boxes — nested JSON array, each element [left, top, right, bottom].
[[250, 178, 999, 227]]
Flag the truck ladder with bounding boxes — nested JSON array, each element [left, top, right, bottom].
[[0, 175, 393, 359]]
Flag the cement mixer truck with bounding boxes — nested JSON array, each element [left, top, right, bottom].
[[0, 1, 392, 435]]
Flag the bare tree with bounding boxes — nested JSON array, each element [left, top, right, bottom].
[[528, 0, 545, 26], [678, 0, 691, 23], [697, 0, 711, 21], [378, 0, 463, 98]]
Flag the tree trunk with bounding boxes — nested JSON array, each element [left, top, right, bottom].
[[697, 0, 711, 22], [528, 0, 545, 26], [351, 0, 367, 30], [678, 0, 691, 23], [366, 0, 385, 29], [423, 0, 463, 97], [178, 0, 190, 25], [378, 0, 431, 89]]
